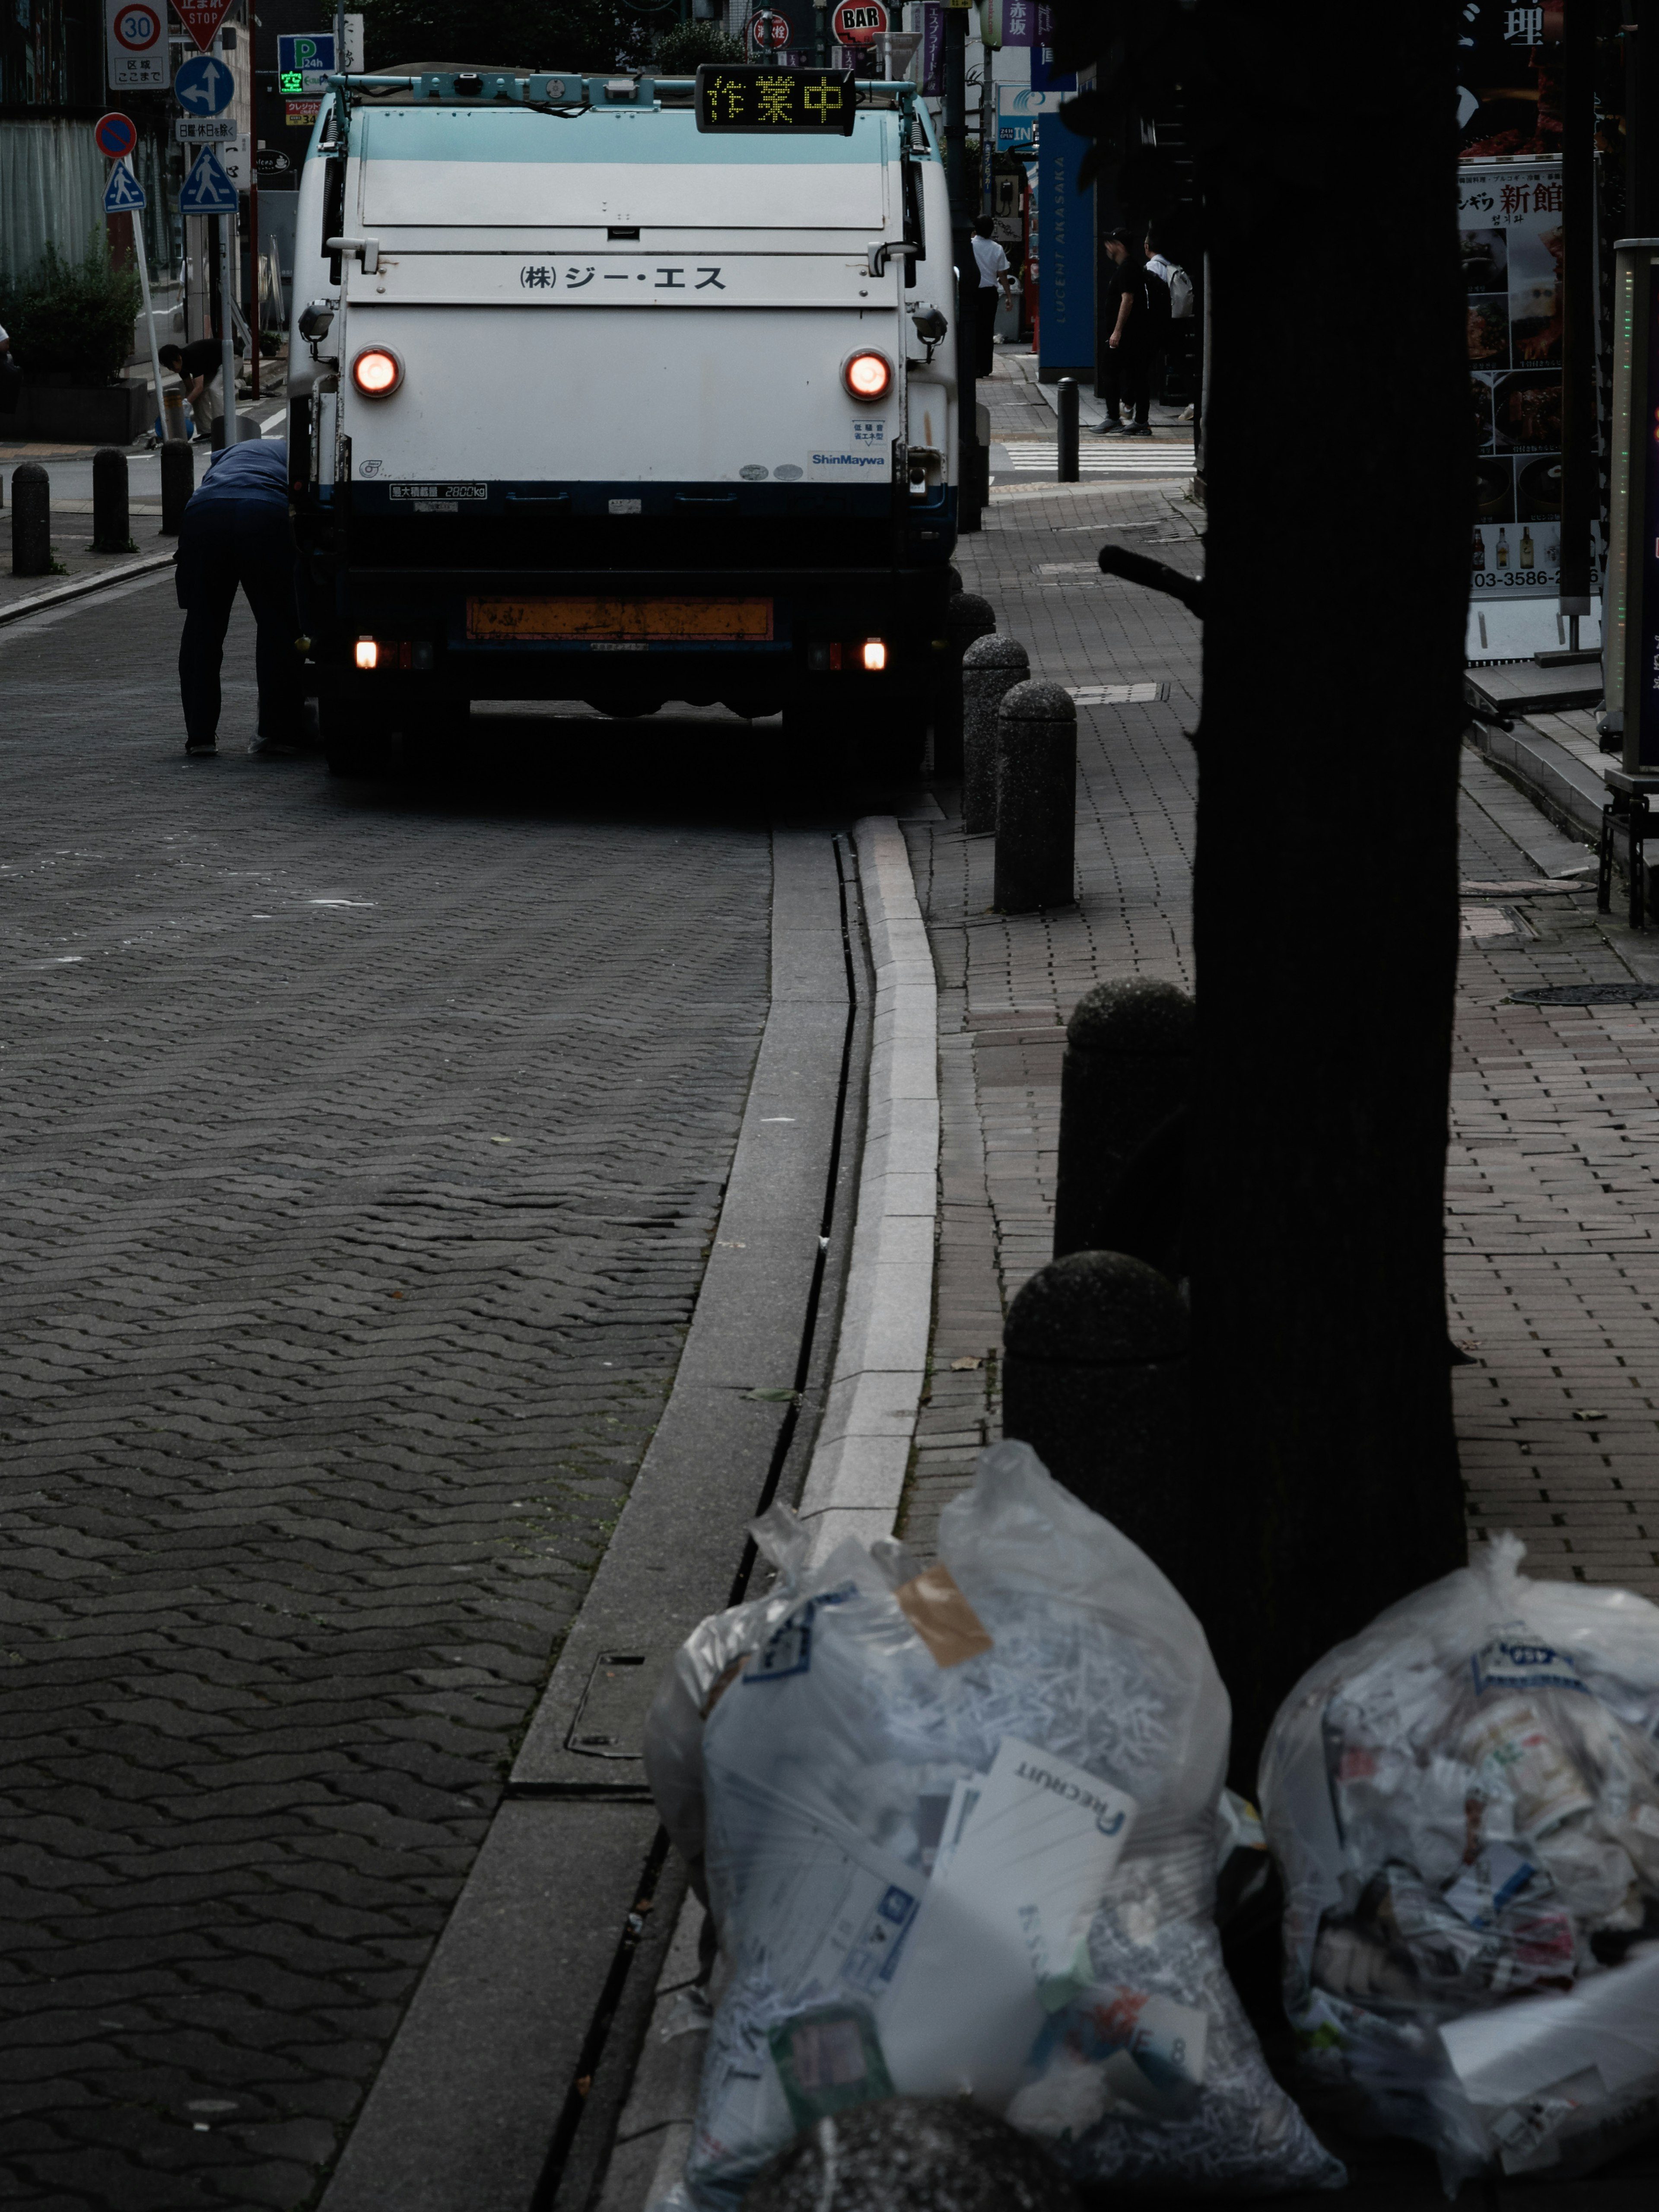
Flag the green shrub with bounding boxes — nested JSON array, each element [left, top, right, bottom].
[[652, 21, 747, 72], [0, 234, 143, 382]]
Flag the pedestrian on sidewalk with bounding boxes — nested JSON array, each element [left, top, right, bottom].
[[175, 437, 306, 760], [971, 215, 1013, 378], [0, 318, 19, 417], [159, 339, 225, 447], [1093, 232, 1152, 437]]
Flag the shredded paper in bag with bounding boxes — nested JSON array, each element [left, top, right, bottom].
[[1261, 1533, 1659, 2191], [644, 1442, 1343, 2205]]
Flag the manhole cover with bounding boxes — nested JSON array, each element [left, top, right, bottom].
[[1510, 984, 1659, 1005]]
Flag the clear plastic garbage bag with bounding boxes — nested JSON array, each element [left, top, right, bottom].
[[643, 1441, 1343, 2206], [1259, 1532, 1659, 2192]]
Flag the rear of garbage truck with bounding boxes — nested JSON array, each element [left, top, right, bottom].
[[285, 67, 959, 775]]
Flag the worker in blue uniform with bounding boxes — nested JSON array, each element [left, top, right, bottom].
[[176, 437, 305, 759]]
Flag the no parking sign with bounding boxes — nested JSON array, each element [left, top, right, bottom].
[[94, 110, 138, 160], [104, 0, 165, 89]]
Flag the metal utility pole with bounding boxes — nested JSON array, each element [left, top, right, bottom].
[[944, 3, 980, 531], [1630, 4, 1658, 241], [215, 28, 239, 447], [1558, 0, 1595, 642]]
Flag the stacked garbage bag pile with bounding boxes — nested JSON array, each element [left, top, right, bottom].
[[1262, 1534, 1659, 2189], [645, 1442, 1344, 2206]]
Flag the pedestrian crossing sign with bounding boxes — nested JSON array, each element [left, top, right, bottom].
[[178, 146, 238, 213], [102, 159, 147, 213]]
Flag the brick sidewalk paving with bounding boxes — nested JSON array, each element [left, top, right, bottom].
[[900, 363, 1659, 1627]]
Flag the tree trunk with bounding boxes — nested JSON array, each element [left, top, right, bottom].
[[1046, 2, 1473, 1777], [1189, 5, 1470, 1772]]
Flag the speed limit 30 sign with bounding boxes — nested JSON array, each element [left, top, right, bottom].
[[105, 0, 165, 89]]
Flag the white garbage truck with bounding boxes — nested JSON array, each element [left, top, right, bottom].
[[284, 64, 960, 776]]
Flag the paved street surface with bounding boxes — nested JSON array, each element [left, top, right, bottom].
[[0, 580, 777, 2208]]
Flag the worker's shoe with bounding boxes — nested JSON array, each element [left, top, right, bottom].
[[185, 738, 217, 757], [248, 733, 302, 759], [1122, 421, 1153, 437], [1090, 416, 1125, 434]]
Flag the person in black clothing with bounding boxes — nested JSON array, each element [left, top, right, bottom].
[[159, 339, 224, 446], [1093, 232, 1153, 437], [175, 438, 305, 759]]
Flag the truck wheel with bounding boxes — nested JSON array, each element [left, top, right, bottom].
[[399, 702, 471, 775], [322, 703, 394, 779], [857, 712, 925, 781]]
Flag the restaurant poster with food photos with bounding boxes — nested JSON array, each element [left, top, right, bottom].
[[1464, 156, 1594, 599]]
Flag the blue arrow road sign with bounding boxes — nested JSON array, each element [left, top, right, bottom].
[[178, 146, 239, 213], [103, 159, 148, 213], [174, 52, 235, 115]]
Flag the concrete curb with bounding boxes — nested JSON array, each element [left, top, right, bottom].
[[1465, 716, 1607, 849], [0, 549, 174, 629], [592, 818, 940, 2212], [797, 814, 939, 1557]]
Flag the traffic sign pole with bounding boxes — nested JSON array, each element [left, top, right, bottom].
[[248, 63, 261, 404], [219, 25, 238, 444], [219, 209, 239, 446], [126, 192, 172, 443]]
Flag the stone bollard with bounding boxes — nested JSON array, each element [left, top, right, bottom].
[[961, 632, 1029, 835], [92, 446, 130, 554], [1057, 375, 1080, 481], [10, 462, 50, 578], [160, 439, 194, 536], [1001, 1249, 1194, 1596], [934, 589, 996, 776], [744, 2095, 1081, 2212], [993, 678, 1075, 912], [1054, 978, 1195, 1259]]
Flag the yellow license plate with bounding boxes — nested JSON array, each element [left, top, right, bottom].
[[465, 596, 774, 642]]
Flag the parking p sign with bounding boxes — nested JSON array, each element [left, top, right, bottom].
[[105, 0, 165, 90], [278, 32, 335, 90]]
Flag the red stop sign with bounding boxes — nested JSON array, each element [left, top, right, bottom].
[[832, 0, 888, 42]]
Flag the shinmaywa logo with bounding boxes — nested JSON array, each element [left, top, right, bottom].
[[813, 451, 886, 467]]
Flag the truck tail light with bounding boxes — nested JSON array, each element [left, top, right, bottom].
[[356, 638, 379, 668], [352, 347, 403, 397], [861, 639, 887, 671], [843, 350, 893, 401], [355, 639, 434, 671]]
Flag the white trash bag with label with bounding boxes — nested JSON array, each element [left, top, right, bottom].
[[643, 1441, 1343, 2206], [1260, 1533, 1659, 2193]]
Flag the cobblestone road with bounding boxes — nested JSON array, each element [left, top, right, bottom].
[[902, 346, 1659, 1624], [0, 580, 773, 2209]]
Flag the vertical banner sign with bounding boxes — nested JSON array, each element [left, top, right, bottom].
[[1037, 114, 1092, 378], [922, 3, 944, 94], [1461, 158, 1592, 601], [1000, 0, 1036, 43], [105, 0, 166, 89], [1643, 270, 1659, 765]]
